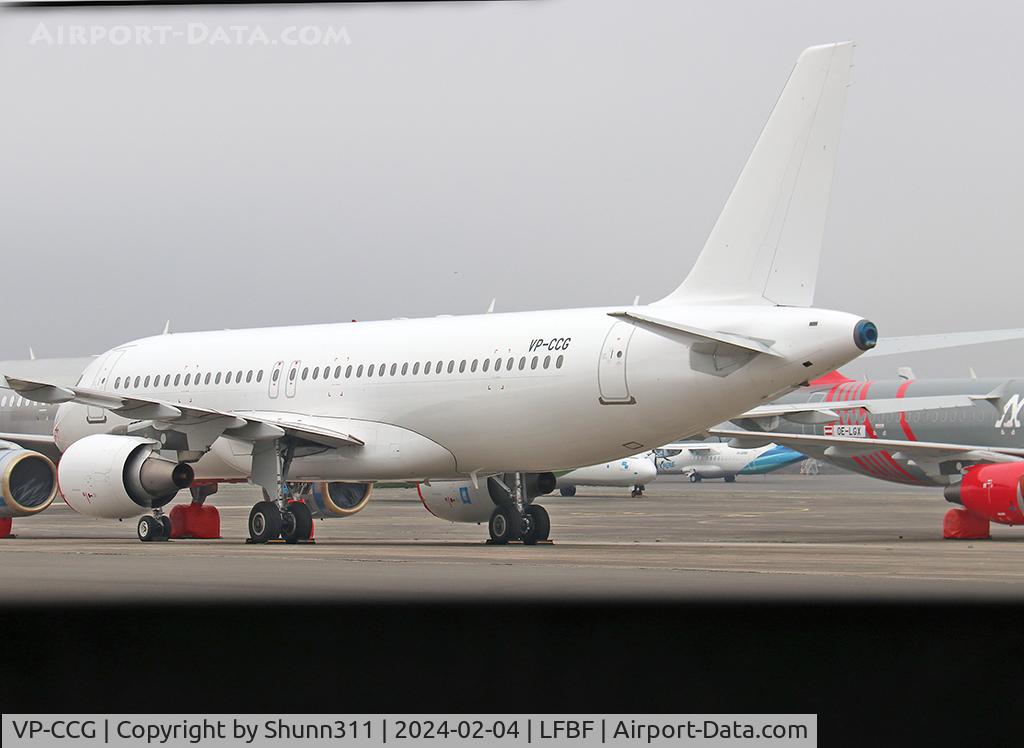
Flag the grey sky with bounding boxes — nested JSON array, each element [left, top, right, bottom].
[[1, 0, 1021, 379]]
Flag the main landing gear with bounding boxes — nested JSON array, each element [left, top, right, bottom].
[[137, 510, 172, 542], [487, 472, 551, 545], [247, 438, 315, 544], [248, 495, 313, 544]]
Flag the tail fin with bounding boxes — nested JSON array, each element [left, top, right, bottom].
[[658, 42, 854, 307]]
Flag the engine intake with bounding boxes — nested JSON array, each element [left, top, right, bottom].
[[305, 482, 373, 518], [0, 441, 58, 518], [58, 434, 194, 519]]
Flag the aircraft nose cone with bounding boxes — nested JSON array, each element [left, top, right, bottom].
[[853, 319, 878, 351], [634, 458, 658, 483]]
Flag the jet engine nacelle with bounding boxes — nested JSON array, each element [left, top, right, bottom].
[[304, 481, 373, 518], [0, 440, 58, 518], [944, 463, 1024, 526], [418, 472, 556, 524], [58, 434, 195, 519]]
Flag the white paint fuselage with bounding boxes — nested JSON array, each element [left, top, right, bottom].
[[556, 455, 658, 489], [53, 303, 867, 483]]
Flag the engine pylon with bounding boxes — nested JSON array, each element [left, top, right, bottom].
[[942, 508, 991, 540], [169, 502, 221, 539]]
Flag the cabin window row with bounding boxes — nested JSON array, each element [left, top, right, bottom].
[[114, 369, 265, 390], [291, 353, 566, 382], [111, 353, 566, 391]]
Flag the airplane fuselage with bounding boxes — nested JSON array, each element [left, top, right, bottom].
[[51, 304, 866, 483]]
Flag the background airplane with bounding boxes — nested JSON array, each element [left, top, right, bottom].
[[554, 454, 657, 497], [653, 440, 805, 482], [715, 370, 1024, 538]]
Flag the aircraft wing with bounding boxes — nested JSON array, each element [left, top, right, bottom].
[[711, 428, 1024, 464], [0, 431, 56, 446], [737, 393, 991, 423], [3, 376, 364, 450]]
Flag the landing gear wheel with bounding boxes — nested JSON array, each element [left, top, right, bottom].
[[689, 474, 702, 483], [283, 502, 313, 543], [630, 488, 640, 497], [522, 505, 550, 544], [724, 475, 736, 483], [248, 502, 283, 544], [137, 515, 162, 543], [158, 515, 173, 539], [559, 486, 577, 497], [488, 506, 520, 544]]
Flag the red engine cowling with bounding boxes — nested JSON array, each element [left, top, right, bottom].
[[944, 463, 1024, 526]]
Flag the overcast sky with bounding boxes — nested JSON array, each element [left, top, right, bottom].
[[1, 0, 1022, 379]]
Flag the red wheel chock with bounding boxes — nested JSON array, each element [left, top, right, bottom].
[[169, 502, 221, 539], [0, 517, 12, 539], [942, 508, 990, 540]]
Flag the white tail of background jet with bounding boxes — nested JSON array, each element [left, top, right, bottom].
[[658, 42, 854, 307]]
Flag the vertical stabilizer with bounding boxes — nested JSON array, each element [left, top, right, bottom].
[[658, 42, 854, 307]]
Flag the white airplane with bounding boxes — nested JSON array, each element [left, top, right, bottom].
[[652, 441, 805, 482], [4, 42, 877, 546], [554, 455, 657, 497]]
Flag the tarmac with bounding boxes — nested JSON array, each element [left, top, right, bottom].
[[4, 473, 1024, 601]]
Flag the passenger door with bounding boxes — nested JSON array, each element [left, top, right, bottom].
[[86, 349, 126, 424], [598, 322, 636, 404]]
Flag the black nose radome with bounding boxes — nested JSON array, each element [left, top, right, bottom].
[[854, 319, 878, 351]]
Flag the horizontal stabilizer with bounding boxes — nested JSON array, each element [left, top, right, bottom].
[[608, 311, 782, 357], [862, 328, 1024, 358]]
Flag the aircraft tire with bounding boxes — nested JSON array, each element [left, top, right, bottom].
[[689, 474, 702, 483], [522, 505, 550, 544], [137, 515, 161, 543], [283, 502, 313, 544], [157, 515, 173, 541], [488, 506, 519, 544], [249, 501, 283, 544], [724, 475, 736, 483]]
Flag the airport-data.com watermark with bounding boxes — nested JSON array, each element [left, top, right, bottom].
[[29, 22, 352, 47]]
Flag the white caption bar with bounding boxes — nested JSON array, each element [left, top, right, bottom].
[[3, 715, 816, 748]]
